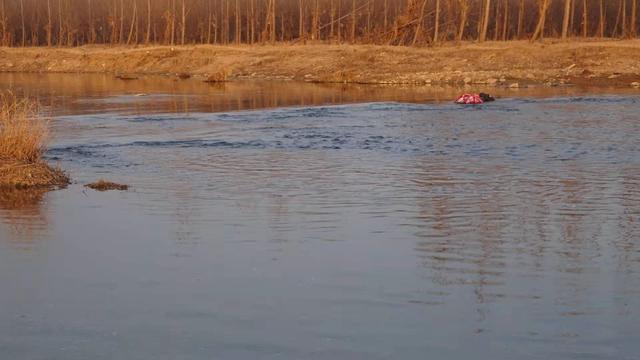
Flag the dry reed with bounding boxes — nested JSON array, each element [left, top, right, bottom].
[[0, 92, 69, 188], [0, 92, 47, 164]]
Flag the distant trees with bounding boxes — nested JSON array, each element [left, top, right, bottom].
[[0, 0, 638, 47]]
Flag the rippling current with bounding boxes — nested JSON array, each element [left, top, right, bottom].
[[1, 80, 639, 359]]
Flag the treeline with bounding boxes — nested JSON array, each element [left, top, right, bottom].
[[0, 0, 638, 47]]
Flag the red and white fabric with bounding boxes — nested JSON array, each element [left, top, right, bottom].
[[454, 94, 484, 105]]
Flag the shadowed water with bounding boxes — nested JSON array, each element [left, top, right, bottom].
[[0, 75, 639, 360]]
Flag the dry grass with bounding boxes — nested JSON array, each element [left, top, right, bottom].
[[0, 92, 70, 188], [0, 92, 48, 164], [85, 180, 129, 191], [2, 42, 640, 87]]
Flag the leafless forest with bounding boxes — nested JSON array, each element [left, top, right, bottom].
[[0, 0, 638, 47]]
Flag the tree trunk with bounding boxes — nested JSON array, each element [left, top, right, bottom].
[[298, 0, 304, 40], [501, 0, 509, 40], [181, 0, 186, 45], [0, 0, 5, 46], [263, 0, 276, 43], [119, 0, 125, 43], [127, 0, 138, 44], [251, 0, 255, 43], [598, 0, 605, 37], [47, 0, 53, 46], [351, 0, 357, 43], [224, 0, 228, 44], [330, 0, 335, 40], [569, 0, 576, 35], [517, 0, 525, 38], [622, 0, 627, 37], [433, 0, 441, 43], [582, 0, 588, 37], [20, 0, 25, 47], [146, 0, 151, 44], [531, 0, 551, 41], [457, 0, 470, 41], [480, 0, 491, 41], [59, 0, 64, 46], [384, 0, 388, 30], [272, 0, 276, 42], [337, 0, 342, 42], [236, 0, 241, 44], [493, 0, 499, 40], [562, 0, 571, 39], [412, 0, 428, 45], [89, 0, 95, 44], [312, 0, 319, 39], [631, 0, 638, 38]]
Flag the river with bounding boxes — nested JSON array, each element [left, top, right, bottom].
[[1, 74, 639, 360]]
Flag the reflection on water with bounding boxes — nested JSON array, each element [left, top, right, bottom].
[[0, 187, 50, 244], [0, 78, 639, 359], [3, 72, 640, 116]]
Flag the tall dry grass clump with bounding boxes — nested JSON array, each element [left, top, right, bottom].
[[0, 92, 69, 188], [0, 92, 48, 163]]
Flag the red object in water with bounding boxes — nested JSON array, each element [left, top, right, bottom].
[[455, 94, 484, 104]]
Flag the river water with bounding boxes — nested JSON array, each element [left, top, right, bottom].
[[1, 74, 639, 360]]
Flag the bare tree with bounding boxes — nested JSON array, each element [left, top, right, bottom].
[[479, 0, 491, 41], [598, 0, 605, 37], [517, 0, 525, 37], [562, 0, 571, 39], [434, 0, 441, 43], [457, 0, 470, 41], [20, 0, 25, 47], [46, 0, 53, 46], [411, 0, 428, 45], [501, 0, 509, 40], [582, 0, 588, 37], [631, 0, 638, 38], [351, 0, 356, 43], [127, 0, 138, 44], [146, 0, 151, 44], [181, 0, 187, 45], [531, 0, 551, 41], [0, 0, 637, 47]]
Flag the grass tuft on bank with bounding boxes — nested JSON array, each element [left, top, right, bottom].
[[0, 92, 69, 188]]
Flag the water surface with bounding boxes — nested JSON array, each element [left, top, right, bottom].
[[1, 74, 639, 360]]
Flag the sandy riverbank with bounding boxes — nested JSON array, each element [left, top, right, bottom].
[[1, 40, 640, 87]]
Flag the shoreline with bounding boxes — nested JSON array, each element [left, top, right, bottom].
[[1, 41, 640, 88]]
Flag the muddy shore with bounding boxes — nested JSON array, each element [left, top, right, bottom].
[[1, 40, 640, 87]]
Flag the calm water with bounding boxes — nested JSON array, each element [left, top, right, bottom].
[[1, 74, 639, 360]]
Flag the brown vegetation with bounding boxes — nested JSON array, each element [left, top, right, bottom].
[[0, 1, 638, 47], [1, 41, 640, 87], [85, 180, 129, 191], [0, 92, 69, 188]]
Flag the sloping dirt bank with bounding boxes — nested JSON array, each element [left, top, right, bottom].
[[1, 41, 640, 87]]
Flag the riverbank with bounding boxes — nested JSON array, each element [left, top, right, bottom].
[[1, 40, 640, 87]]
